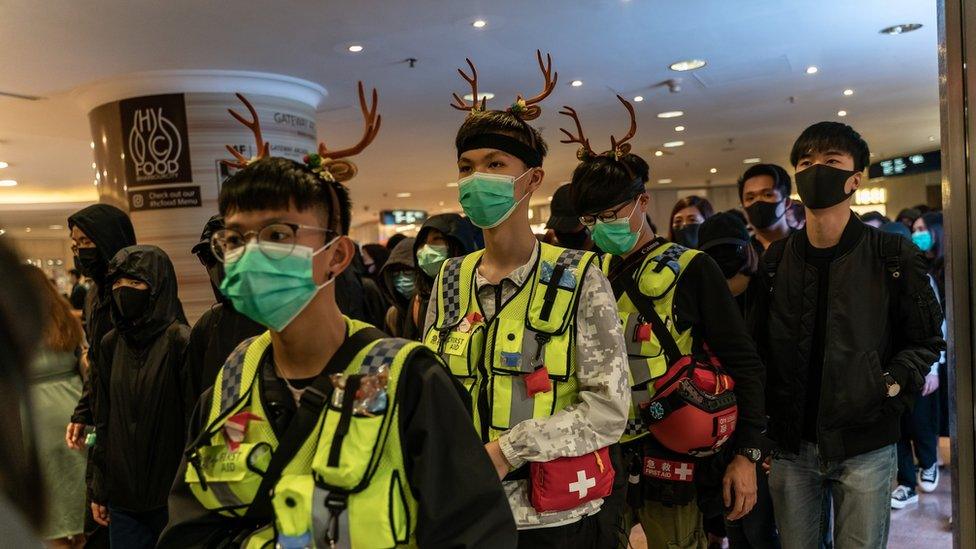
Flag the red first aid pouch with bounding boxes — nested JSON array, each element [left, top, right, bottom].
[[529, 447, 615, 513]]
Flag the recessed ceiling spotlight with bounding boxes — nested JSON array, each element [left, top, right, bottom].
[[48, 225, 63, 230], [347, 44, 364, 53], [843, 89, 854, 96], [0, 161, 7, 169], [669, 59, 707, 72], [472, 19, 487, 28], [547, 196, 553, 201], [633, 96, 644, 102], [663, 141, 685, 148], [657, 111, 683, 118], [570, 80, 583, 87], [0, 229, 5, 236], [837, 110, 848, 117], [90, 141, 95, 149], [674, 125, 685, 132], [396, 192, 412, 198], [0, 179, 17, 187], [880, 23, 923, 35], [462, 92, 495, 101], [709, 168, 718, 174], [806, 66, 819, 75], [658, 178, 672, 184], [91, 162, 97, 169], [654, 150, 664, 157], [439, 201, 445, 206], [24, 227, 31, 233], [743, 157, 762, 164]]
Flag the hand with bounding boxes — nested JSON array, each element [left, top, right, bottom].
[[723, 455, 758, 521], [91, 503, 110, 526], [921, 373, 940, 396], [761, 456, 772, 475], [484, 440, 512, 480], [66, 423, 86, 450]]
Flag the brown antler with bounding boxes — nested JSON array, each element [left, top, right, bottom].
[[318, 81, 382, 161], [450, 58, 487, 113], [223, 93, 270, 168], [558, 106, 595, 160], [609, 95, 637, 157], [513, 50, 558, 121]]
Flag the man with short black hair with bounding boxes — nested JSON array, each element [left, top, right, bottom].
[[737, 163, 793, 253], [754, 121, 945, 548]]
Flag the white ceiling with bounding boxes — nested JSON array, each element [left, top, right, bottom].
[[0, 0, 940, 228]]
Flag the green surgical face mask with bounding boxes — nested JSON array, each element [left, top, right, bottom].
[[416, 244, 449, 277], [393, 272, 416, 299], [220, 239, 337, 332], [591, 200, 641, 256], [457, 169, 533, 229]]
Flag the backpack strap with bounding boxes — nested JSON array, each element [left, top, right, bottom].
[[762, 238, 788, 289], [622, 274, 683, 365], [879, 231, 904, 282]]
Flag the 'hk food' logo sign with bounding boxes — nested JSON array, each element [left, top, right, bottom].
[[120, 94, 193, 186]]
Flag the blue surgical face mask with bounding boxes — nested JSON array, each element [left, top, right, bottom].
[[457, 169, 534, 229], [220, 238, 338, 332], [393, 272, 415, 299], [912, 230, 934, 252]]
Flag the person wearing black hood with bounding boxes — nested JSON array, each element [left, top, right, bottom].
[[184, 216, 264, 410], [89, 245, 190, 548], [380, 237, 420, 338], [413, 213, 481, 327], [545, 183, 598, 252]]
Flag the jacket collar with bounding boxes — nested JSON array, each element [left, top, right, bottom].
[[795, 210, 864, 257]]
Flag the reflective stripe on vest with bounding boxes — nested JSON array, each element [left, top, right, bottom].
[[601, 242, 699, 442], [424, 243, 594, 441]]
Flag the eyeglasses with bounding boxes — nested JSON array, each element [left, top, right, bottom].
[[210, 222, 336, 263], [579, 198, 637, 227]]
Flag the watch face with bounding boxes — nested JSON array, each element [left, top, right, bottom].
[[887, 382, 901, 398]]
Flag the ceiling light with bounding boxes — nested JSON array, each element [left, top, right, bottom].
[[837, 110, 847, 117], [90, 141, 95, 149], [0, 229, 5, 236], [674, 125, 685, 132], [570, 80, 583, 87], [347, 44, 364, 53], [843, 89, 854, 96], [91, 162, 97, 169], [663, 141, 685, 148], [24, 227, 31, 233], [657, 111, 683, 118], [396, 192, 412, 198], [743, 157, 762, 164], [547, 196, 553, 201], [669, 59, 707, 72], [462, 92, 495, 101], [709, 168, 718, 174], [880, 23, 923, 35], [0, 161, 7, 169], [472, 19, 487, 28], [446, 182, 459, 188], [658, 178, 672, 184], [48, 225, 63, 230], [805, 66, 819, 75], [633, 96, 644, 102], [439, 201, 445, 206], [654, 150, 664, 157], [929, 135, 936, 141], [0, 179, 17, 187]]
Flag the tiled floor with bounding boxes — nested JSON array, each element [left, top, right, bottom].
[[628, 439, 955, 549]]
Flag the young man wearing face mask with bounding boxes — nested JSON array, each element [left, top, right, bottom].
[[161, 88, 513, 548], [754, 121, 945, 548], [737, 164, 793, 254], [424, 54, 630, 547], [183, 215, 264, 411], [380, 237, 421, 338], [89, 245, 191, 548], [566, 98, 766, 549], [414, 213, 481, 332]]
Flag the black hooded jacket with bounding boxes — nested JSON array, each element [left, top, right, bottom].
[[412, 214, 480, 324], [380, 237, 418, 338], [91, 245, 190, 512], [68, 204, 137, 425]]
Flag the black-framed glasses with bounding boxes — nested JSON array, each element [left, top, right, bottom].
[[579, 198, 637, 227], [210, 222, 336, 263]]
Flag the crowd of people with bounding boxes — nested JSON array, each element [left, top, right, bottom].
[[0, 54, 948, 549]]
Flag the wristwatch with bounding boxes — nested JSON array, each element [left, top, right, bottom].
[[737, 447, 762, 463], [883, 372, 901, 398]]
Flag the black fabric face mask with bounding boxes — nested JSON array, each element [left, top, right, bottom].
[[709, 247, 748, 279], [672, 224, 701, 249], [113, 286, 151, 322], [555, 229, 589, 251], [795, 164, 858, 210], [75, 248, 106, 280], [745, 200, 784, 230]]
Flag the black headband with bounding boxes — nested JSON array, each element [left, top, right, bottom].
[[457, 133, 543, 168]]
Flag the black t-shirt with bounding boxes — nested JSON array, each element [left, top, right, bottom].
[[802, 242, 838, 442]]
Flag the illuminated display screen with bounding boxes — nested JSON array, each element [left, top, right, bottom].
[[868, 150, 940, 179]]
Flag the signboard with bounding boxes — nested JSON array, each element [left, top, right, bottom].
[[868, 150, 941, 179], [120, 94, 193, 186], [128, 185, 202, 211], [380, 210, 428, 226]]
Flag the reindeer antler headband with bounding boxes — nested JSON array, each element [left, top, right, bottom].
[[559, 95, 638, 163], [224, 82, 382, 184], [451, 50, 558, 121]]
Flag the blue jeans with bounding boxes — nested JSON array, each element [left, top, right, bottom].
[[108, 506, 168, 549], [769, 442, 895, 549]]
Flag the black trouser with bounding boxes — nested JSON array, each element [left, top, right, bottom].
[[725, 462, 781, 549], [594, 444, 629, 548], [517, 513, 600, 549], [897, 390, 940, 488]]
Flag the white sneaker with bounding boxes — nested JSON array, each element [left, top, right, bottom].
[[918, 464, 940, 493], [891, 485, 918, 509]]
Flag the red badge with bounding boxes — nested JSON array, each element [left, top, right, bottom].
[[223, 411, 262, 452], [642, 457, 695, 482], [524, 367, 552, 397]]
